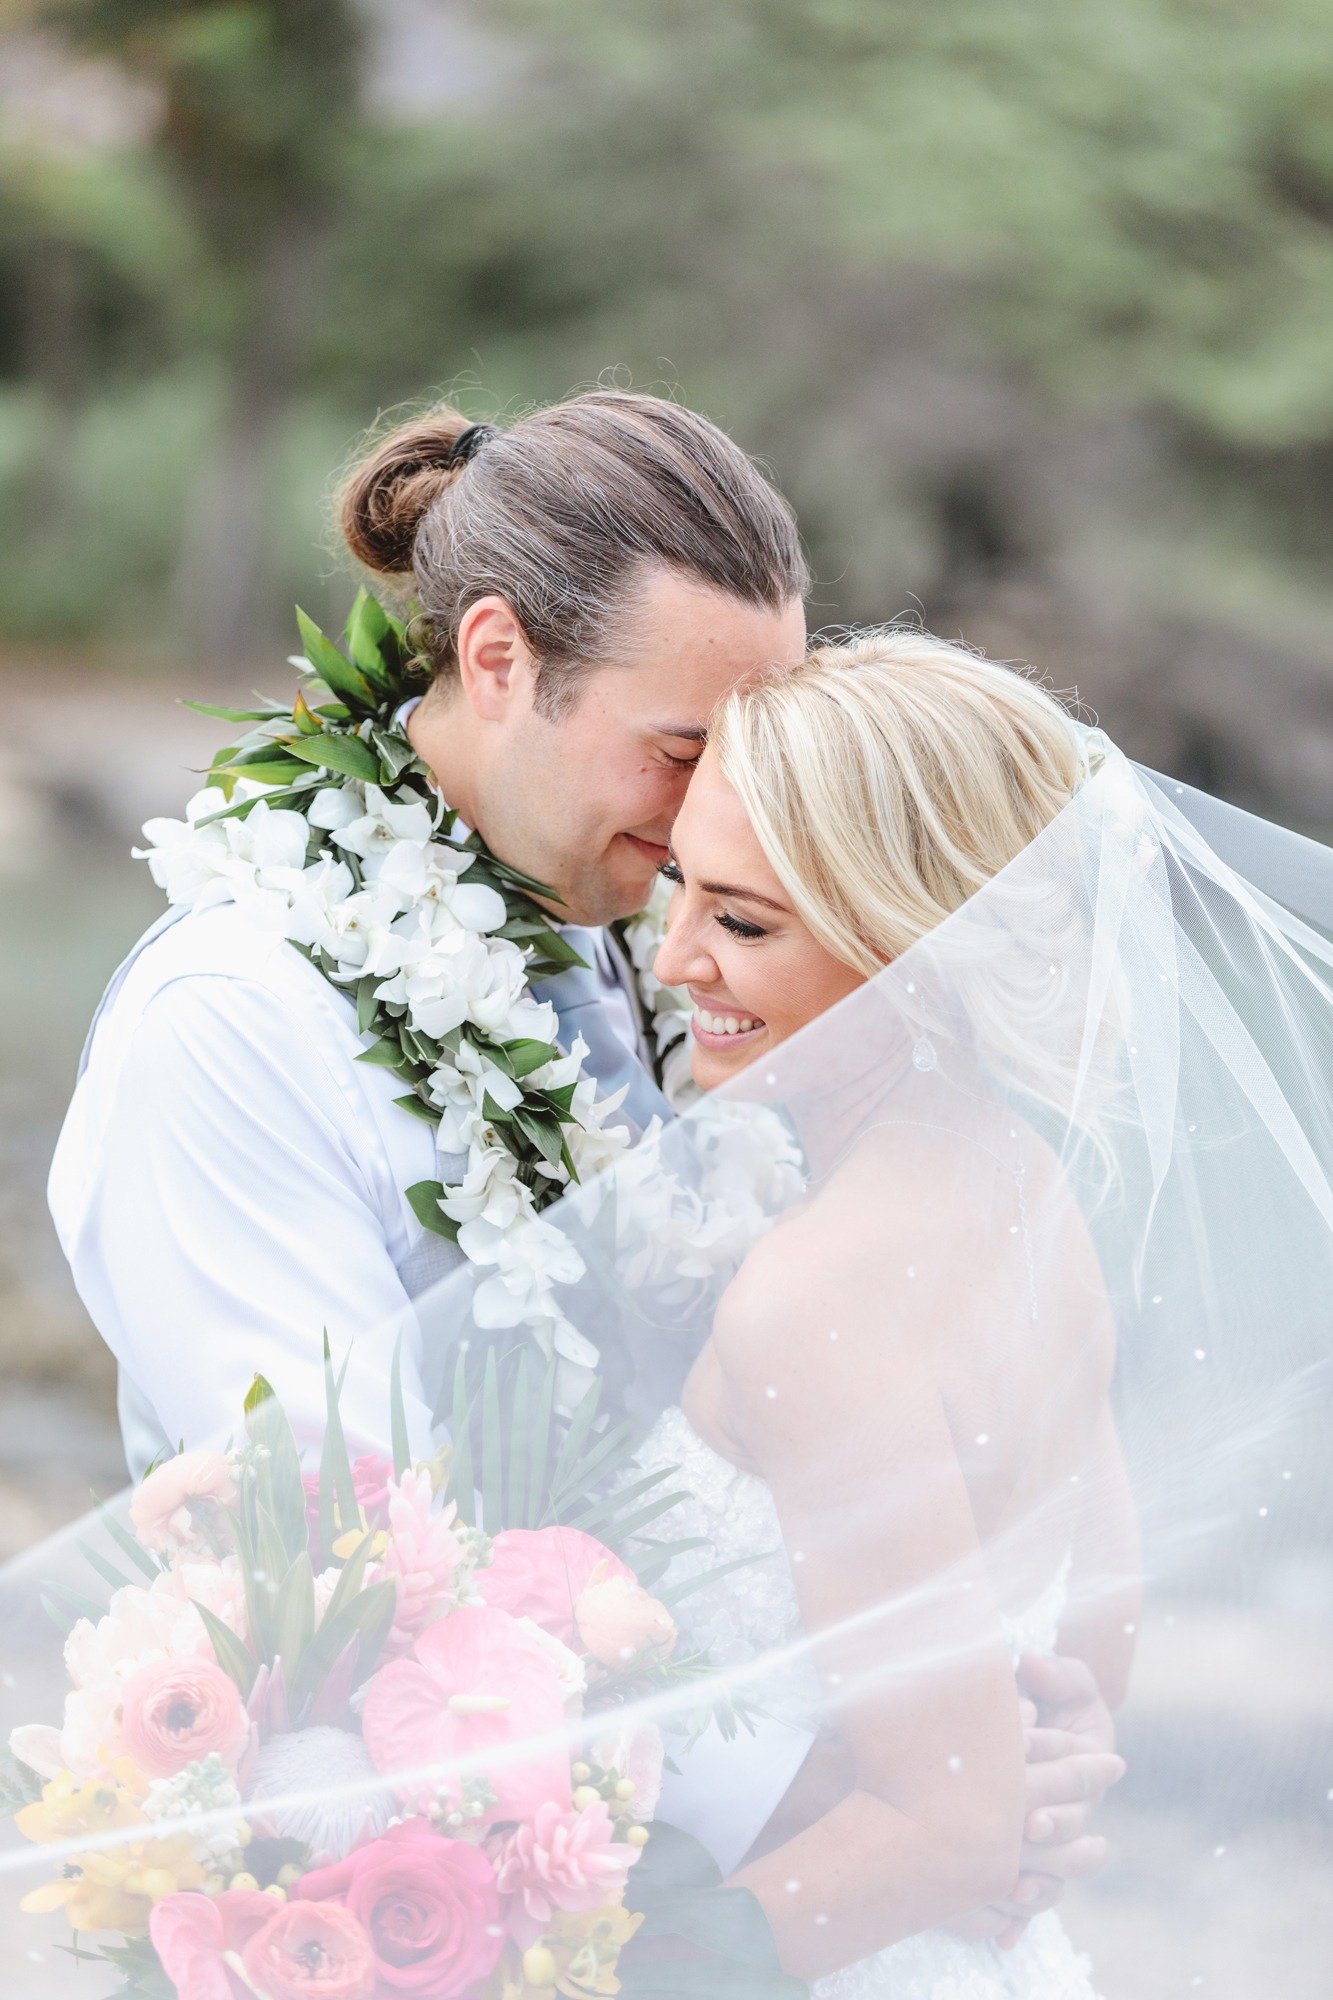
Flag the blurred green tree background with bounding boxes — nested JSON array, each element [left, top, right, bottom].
[[0, 0, 1330, 814]]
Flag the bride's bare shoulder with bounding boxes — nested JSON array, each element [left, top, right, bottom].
[[712, 1126, 963, 1365], [711, 1105, 1074, 1384]]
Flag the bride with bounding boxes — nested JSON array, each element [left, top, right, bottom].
[[638, 631, 1149, 1996]]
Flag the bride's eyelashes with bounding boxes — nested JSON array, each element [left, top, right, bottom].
[[716, 910, 768, 941], [658, 859, 769, 940]]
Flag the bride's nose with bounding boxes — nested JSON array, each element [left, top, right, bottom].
[[654, 900, 717, 991]]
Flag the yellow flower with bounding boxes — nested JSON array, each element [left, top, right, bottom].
[[15, 1762, 149, 1846], [20, 1828, 206, 1936], [545, 1904, 644, 1999], [17, 1764, 204, 1935], [331, 1522, 389, 1562]]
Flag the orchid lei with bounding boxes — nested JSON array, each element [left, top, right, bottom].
[[135, 591, 690, 1353]]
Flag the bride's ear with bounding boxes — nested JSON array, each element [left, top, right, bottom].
[[456, 596, 539, 722]]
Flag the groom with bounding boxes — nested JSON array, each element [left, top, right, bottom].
[[49, 389, 1117, 1932]]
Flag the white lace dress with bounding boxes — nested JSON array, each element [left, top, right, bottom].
[[636, 1405, 1101, 2000]]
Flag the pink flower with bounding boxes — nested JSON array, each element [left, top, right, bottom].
[[574, 1575, 676, 1666], [375, 1469, 467, 1650], [304, 1455, 394, 1560], [300, 1819, 503, 1997], [129, 1449, 238, 1556], [477, 1528, 632, 1646], [61, 1556, 249, 1779], [150, 1888, 276, 2000], [350, 1454, 394, 1517], [241, 1898, 377, 2000], [361, 1604, 571, 1824], [120, 1655, 250, 1779], [494, 1799, 639, 1947]]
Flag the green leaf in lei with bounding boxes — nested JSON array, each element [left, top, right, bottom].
[[295, 606, 378, 709], [406, 1178, 461, 1240], [286, 732, 382, 784], [343, 586, 400, 691], [182, 700, 289, 724]]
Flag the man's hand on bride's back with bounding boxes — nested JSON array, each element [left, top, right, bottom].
[[951, 1651, 1125, 1949]]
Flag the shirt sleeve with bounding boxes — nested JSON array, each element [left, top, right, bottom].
[[69, 973, 433, 1465]]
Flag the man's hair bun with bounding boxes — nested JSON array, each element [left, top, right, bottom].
[[339, 407, 480, 578]]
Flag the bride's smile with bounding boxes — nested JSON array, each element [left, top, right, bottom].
[[687, 994, 767, 1046]]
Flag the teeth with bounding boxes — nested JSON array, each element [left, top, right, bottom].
[[694, 1010, 759, 1036]]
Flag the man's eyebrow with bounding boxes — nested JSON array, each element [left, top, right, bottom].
[[651, 724, 709, 743], [699, 879, 789, 913]]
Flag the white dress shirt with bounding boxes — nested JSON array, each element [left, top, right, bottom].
[[49, 904, 445, 1467]]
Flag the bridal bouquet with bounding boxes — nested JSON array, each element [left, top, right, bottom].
[[3, 1352, 754, 2000]]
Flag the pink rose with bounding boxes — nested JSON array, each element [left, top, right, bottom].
[[350, 1454, 394, 1518], [129, 1449, 238, 1556], [477, 1528, 632, 1646], [300, 1819, 503, 1997], [241, 1898, 377, 2000], [574, 1575, 676, 1666], [120, 1655, 250, 1779], [151, 1889, 276, 2000], [361, 1605, 570, 1825], [494, 1799, 639, 1947]]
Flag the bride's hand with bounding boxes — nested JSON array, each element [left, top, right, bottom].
[[949, 1659, 1124, 1948], [980, 1657, 1125, 1948], [1017, 1648, 1124, 1861]]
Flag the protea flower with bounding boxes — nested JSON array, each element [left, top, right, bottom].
[[246, 1726, 394, 1864]]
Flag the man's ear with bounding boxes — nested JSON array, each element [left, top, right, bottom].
[[455, 595, 538, 722]]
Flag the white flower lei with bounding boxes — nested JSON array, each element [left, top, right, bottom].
[[135, 592, 702, 1359]]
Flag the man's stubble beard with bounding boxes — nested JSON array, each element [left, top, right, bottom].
[[549, 859, 655, 931]]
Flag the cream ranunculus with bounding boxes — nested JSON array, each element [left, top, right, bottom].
[[128, 1448, 239, 1556], [574, 1576, 676, 1667]]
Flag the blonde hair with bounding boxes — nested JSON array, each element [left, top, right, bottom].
[[712, 628, 1081, 975]]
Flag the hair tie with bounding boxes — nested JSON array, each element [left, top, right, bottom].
[[449, 423, 496, 468]]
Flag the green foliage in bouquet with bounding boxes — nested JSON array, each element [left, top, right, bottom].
[[226, 1351, 401, 1723], [440, 1339, 761, 1609], [619, 1821, 810, 2000]]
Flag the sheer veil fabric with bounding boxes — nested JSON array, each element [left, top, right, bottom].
[[1, 739, 1330, 1997]]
